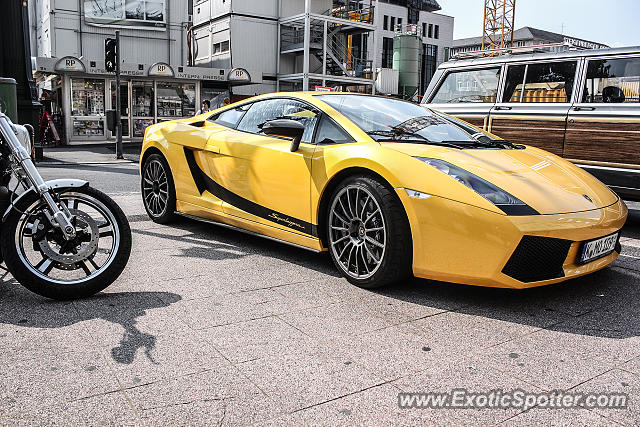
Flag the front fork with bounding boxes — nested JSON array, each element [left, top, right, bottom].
[[0, 114, 76, 241]]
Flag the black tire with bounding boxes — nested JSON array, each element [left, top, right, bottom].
[[141, 153, 177, 223], [1, 186, 132, 300], [326, 175, 412, 289]]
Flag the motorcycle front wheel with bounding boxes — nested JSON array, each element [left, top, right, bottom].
[[1, 186, 132, 300]]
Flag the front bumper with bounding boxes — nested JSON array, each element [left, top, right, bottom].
[[397, 190, 628, 289]]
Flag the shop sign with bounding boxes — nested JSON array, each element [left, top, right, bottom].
[[228, 68, 251, 83], [148, 63, 175, 77], [54, 57, 86, 73]]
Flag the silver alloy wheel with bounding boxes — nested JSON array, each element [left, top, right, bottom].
[[329, 184, 386, 280], [142, 158, 169, 217], [14, 192, 120, 285]]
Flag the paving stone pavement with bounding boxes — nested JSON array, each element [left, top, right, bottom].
[[1, 193, 639, 426]]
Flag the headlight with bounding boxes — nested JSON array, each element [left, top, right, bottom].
[[416, 157, 538, 215]]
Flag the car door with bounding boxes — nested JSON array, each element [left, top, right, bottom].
[[565, 55, 640, 198], [204, 98, 320, 236], [489, 59, 579, 156], [424, 66, 502, 130]]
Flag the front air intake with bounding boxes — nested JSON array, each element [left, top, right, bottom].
[[502, 236, 572, 283]]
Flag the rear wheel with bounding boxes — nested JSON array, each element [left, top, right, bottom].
[[141, 153, 177, 223], [327, 176, 412, 288]]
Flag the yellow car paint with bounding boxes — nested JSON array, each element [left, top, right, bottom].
[[141, 92, 628, 289]]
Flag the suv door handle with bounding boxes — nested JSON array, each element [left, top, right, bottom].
[[573, 106, 596, 111], [494, 106, 512, 111]]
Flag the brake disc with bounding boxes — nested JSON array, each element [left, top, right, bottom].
[[37, 209, 99, 265]]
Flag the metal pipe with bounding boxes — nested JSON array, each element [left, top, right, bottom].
[[77, 0, 83, 56], [167, 0, 171, 63], [302, 0, 311, 91]]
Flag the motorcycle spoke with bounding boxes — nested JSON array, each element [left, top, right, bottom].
[[79, 258, 98, 276], [35, 258, 54, 274], [67, 199, 79, 210], [98, 222, 114, 238]]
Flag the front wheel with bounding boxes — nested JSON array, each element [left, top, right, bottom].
[[327, 176, 412, 289], [1, 186, 132, 300]]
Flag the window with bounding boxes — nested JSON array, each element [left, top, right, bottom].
[[434, 25, 439, 39], [397, 17, 403, 31], [503, 61, 577, 103], [382, 37, 394, 68], [583, 57, 640, 103], [428, 23, 433, 38], [502, 65, 526, 102], [314, 115, 354, 144], [213, 40, 230, 55], [208, 105, 249, 128], [422, 23, 426, 37], [421, 44, 438, 94], [157, 82, 196, 117], [237, 99, 319, 143], [383, 15, 388, 31], [390, 17, 396, 31], [71, 78, 105, 116], [318, 95, 481, 144], [430, 68, 501, 103]]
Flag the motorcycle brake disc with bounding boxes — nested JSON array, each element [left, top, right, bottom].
[[37, 209, 100, 266]]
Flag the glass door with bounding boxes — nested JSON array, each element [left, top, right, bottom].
[[110, 81, 130, 138], [132, 81, 155, 138]]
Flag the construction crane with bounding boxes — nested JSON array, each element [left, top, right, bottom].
[[481, 0, 516, 56]]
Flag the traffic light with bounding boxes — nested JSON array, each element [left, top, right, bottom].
[[105, 38, 117, 72]]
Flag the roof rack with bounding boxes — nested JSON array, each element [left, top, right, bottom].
[[450, 42, 587, 60]]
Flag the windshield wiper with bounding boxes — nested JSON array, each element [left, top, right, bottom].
[[367, 129, 473, 150]]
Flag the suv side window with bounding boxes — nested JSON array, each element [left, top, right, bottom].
[[583, 57, 640, 103], [208, 104, 249, 128], [236, 98, 320, 143], [503, 61, 577, 103], [431, 67, 501, 103]]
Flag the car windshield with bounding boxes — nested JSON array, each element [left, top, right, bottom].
[[317, 94, 478, 144]]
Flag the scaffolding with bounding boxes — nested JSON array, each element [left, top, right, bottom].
[[481, 0, 516, 55], [277, 0, 377, 92]]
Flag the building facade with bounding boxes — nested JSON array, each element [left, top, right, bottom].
[[450, 26, 609, 58], [28, 0, 258, 144], [370, 0, 453, 95], [193, 0, 453, 95]]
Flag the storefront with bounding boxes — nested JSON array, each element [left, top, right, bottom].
[[34, 56, 257, 144]]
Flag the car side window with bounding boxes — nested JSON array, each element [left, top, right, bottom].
[[236, 99, 320, 143], [583, 57, 640, 103], [207, 105, 249, 128], [314, 115, 355, 144], [430, 67, 501, 103], [503, 61, 577, 103]]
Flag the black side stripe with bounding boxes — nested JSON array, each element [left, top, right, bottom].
[[184, 148, 318, 237]]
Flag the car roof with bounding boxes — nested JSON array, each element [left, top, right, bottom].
[[440, 45, 640, 70]]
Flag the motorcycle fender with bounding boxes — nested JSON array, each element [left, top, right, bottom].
[[2, 179, 89, 222]]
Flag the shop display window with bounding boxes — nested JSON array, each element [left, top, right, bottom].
[[71, 79, 105, 116], [133, 119, 154, 137], [72, 119, 104, 137], [157, 82, 196, 117], [132, 81, 154, 117]]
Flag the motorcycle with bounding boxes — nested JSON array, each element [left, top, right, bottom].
[[0, 113, 131, 300]]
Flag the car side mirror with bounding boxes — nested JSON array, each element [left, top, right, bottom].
[[260, 119, 305, 152]]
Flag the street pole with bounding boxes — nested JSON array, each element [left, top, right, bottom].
[[115, 30, 123, 159]]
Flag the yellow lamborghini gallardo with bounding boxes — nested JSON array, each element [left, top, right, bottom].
[[140, 93, 627, 289]]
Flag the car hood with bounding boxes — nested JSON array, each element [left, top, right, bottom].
[[383, 143, 619, 215]]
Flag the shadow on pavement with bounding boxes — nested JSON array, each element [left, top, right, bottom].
[[0, 281, 181, 365], [132, 216, 341, 277]]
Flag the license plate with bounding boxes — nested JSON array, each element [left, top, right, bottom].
[[579, 232, 619, 264]]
